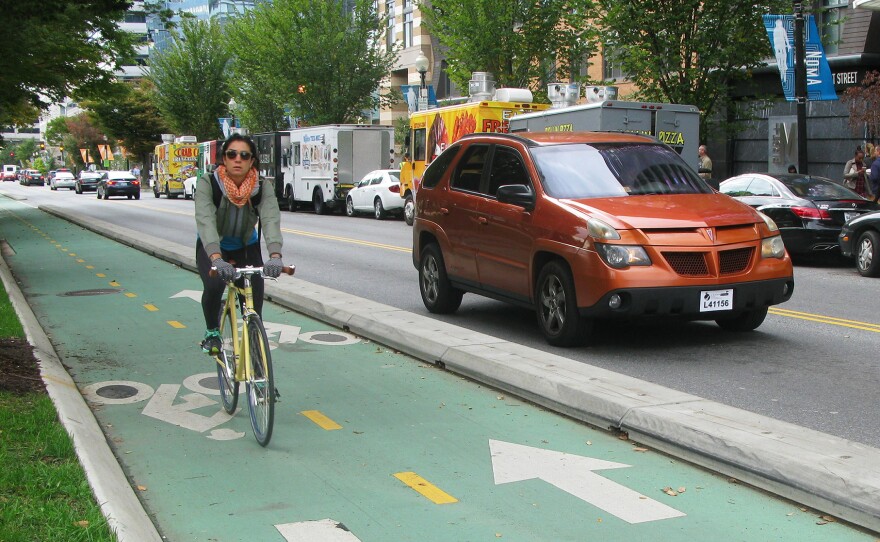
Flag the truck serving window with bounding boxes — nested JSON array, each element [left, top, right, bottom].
[[412, 128, 427, 162], [533, 143, 711, 199]]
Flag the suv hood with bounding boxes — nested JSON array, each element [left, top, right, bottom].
[[562, 194, 760, 229]]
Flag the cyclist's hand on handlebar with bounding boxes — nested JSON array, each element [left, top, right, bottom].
[[212, 258, 236, 281], [264, 256, 284, 278]]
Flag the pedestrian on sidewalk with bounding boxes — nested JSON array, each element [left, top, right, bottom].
[[698, 145, 713, 181], [194, 133, 285, 354], [843, 148, 868, 198], [869, 145, 880, 203]]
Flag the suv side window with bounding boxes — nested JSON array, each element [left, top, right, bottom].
[[421, 144, 459, 189], [451, 145, 490, 193], [488, 146, 530, 196]]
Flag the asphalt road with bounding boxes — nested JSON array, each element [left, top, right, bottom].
[[7, 182, 880, 448]]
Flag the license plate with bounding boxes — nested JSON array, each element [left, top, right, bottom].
[[844, 211, 859, 222], [700, 289, 733, 312]]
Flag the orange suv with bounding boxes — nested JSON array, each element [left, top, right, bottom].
[[413, 132, 794, 346]]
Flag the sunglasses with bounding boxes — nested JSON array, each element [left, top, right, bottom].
[[224, 150, 253, 160]]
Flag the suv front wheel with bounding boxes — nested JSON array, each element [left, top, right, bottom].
[[419, 243, 463, 313], [536, 261, 592, 346]]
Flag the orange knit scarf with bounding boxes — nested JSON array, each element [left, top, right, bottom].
[[216, 165, 258, 208]]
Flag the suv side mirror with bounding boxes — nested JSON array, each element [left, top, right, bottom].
[[496, 184, 535, 210]]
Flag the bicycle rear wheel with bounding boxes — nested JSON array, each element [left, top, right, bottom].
[[246, 315, 275, 446], [216, 300, 239, 414]]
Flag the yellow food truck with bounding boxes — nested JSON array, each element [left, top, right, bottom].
[[399, 98, 549, 225], [152, 136, 198, 199]]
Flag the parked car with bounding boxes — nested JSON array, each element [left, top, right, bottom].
[[413, 132, 794, 346], [346, 169, 403, 219], [50, 170, 76, 190], [183, 175, 197, 200], [838, 210, 880, 277], [97, 170, 140, 200], [75, 171, 102, 193], [718, 173, 879, 255], [20, 169, 45, 186]]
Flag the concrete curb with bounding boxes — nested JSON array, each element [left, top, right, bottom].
[[0, 243, 163, 541], [39, 204, 880, 533]]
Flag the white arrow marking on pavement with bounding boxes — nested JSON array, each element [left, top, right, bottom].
[[489, 439, 685, 524], [142, 384, 233, 433], [276, 519, 362, 541], [263, 321, 303, 344], [171, 290, 203, 302]]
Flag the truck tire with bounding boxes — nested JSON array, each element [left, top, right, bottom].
[[286, 188, 297, 212], [313, 188, 327, 215], [404, 193, 415, 226], [153, 186, 160, 198]]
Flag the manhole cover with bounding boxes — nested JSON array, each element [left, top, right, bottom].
[[59, 289, 123, 297], [95, 384, 139, 399]]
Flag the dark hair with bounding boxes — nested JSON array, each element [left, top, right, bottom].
[[787, 164, 797, 173], [221, 133, 259, 169]]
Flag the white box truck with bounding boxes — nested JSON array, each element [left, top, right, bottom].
[[278, 125, 394, 214], [509, 100, 701, 172]]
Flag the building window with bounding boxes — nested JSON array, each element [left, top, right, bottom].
[[124, 11, 146, 24], [820, 0, 847, 55], [386, 0, 395, 50], [603, 47, 627, 81], [403, 0, 413, 48]]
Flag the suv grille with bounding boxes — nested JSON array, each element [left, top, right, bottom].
[[719, 247, 753, 275], [663, 252, 708, 276]]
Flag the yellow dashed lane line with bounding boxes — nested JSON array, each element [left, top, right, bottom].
[[393, 472, 458, 504], [301, 410, 342, 430]]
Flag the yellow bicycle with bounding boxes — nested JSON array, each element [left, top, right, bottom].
[[211, 264, 293, 446]]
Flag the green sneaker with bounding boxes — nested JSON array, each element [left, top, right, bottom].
[[201, 329, 221, 355]]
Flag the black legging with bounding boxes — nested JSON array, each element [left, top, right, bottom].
[[196, 238, 265, 329]]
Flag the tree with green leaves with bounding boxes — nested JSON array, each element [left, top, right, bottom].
[[148, 18, 231, 140], [422, 0, 597, 97], [0, 0, 135, 128], [599, 0, 791, 137], [227, 0, 399, 126], [84, 81, 170, 178]]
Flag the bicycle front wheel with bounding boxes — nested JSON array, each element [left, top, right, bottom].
[[216, 300, 239, 414], [246, 315, 275, 447]]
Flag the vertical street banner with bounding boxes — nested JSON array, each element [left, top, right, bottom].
[[763, 14, 837, 101]]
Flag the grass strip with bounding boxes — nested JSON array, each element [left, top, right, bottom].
[[0, 283, 117, 541]]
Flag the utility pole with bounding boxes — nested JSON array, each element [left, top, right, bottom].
[[793, 1, 809, 174]]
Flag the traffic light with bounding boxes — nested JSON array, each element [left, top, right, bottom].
[[8, 151, 13, 158], [59, 145, 64, 152], [39, 142, 45, 150]]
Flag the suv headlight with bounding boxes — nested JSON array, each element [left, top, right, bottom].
[[761, 235, 786, 259], [595, 243, 652, 268], [587, 218, 621, 240], [758, 211, 779, 232]]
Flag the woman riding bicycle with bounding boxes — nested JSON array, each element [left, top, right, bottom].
[[195, 133, 284, 354]]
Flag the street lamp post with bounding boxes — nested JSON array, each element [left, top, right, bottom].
[[793, 1, 808, 174], [228, 98, 237, 136], [414, 52, 429, 111]]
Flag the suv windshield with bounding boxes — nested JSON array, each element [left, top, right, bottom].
[[532, 143, 712, 199]]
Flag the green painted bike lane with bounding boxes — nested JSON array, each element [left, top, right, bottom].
[[0, 195, 873, 542]]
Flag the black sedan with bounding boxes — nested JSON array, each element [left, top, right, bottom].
[[97, 171, 140, 200], [719, 173, 879, 255], [839, 210, 880, 277], [75, 171, 102, 194]]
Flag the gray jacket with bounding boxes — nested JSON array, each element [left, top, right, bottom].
[[194, 172, 283, 257]]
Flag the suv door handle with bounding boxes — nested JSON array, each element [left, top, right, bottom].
[[478, 216, 488, 225], [440, 207, 449, 215]]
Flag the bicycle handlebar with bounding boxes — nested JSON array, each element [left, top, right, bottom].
[[208, 265, 295, 279]]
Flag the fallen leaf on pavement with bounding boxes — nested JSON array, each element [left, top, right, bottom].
[[137, 485, 147, 491], [632, 447, 649, 453], [662, 487, 678, 496]]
